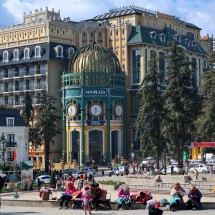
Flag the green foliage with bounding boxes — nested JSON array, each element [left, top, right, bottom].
[[21, 91, 34, 125], [162, 41, 200, 167], [0, 133, 7, 167], [197, 70, 215, 141], [135, 52, 164, 168], [97, 180, 118, 185], [34, 93, 60, 173]]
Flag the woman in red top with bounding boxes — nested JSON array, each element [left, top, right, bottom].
[[59, 182, 78, 209]]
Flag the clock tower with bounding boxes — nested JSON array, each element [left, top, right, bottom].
[[62, 43, 126, 166]]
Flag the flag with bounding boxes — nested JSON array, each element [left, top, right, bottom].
[[30, 148, 33, 159], [14, 150, 17, 161]]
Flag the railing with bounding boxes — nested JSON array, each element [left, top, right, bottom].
[[62, 72, 125, 88], [6, 142, 17, 147]]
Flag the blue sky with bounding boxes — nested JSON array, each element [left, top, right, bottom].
[[0, 0, 214, 37]]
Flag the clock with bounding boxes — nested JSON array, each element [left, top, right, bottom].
[[115, 104, 123, 117], [90, 104, 102, 117], [67, 104, 77, 117]]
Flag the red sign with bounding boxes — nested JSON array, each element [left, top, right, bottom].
[[193, 142, 215, 148]]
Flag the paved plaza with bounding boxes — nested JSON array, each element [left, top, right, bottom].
[[1, 206, 215, 215]]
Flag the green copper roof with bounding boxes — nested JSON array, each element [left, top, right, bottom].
[[127, 26, 207, 56]]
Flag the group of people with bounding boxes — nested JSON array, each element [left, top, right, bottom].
[[115, 183, 203, 214], [169, 182, 202, 211], [58, 178, 109, 214]]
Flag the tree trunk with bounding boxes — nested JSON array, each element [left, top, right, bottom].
[[44, 140, 50, 174]]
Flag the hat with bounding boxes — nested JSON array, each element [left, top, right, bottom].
[[124, 185, 129, 191], [67, 182, 73, 188]]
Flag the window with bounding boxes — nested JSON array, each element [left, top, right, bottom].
[[8, 68, 14, 78], [24, 47, 30, 60], [8, 82, 13, 92], [18, 95, 23, 105], [159, 52, 165, 83], [0, 97, 3, 104], [0, 69, 3, 78], [3, 51, 9, 63], [7, 151, 14, 161], [39, 64, 45, 74], [18, 67, 25, 76], [35, 45, 41, 58], [159, 33, 166, 42], [54, 45, 63, 58], [192, 57, 197, 86], [67, 47, 75, 59], [18, 80, 24, 91], [40, 79, 46, 89], [29, 66, 34, 75], [0, 83, 3, 93], [8, 96, 13, 106], [131, 91, 139, 114], [150, 31, 156, 39], [7, 118, 14, 126], [13, 49, 19, 61], [29, 80, 34, 90], [132, 49, 141, 84], [145, 49, 148, 75], [7, 134, 15, 143]]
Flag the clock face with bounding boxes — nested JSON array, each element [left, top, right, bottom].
[[115, 104, 123, 116], [90, 104, 102, 117], [67, 104, 77, 117]]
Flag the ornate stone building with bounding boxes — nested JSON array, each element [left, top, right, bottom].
[[0, 6, 210, 164]]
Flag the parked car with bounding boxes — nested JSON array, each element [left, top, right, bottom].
[[36, 175, 51, 184], [63, 168, 78, 175], [161, 166, 181, 174], [189, 164, 208, 173], [72, 171, 93, 179], [206, 159, 215, 166], [141, 157, 155, 165], [0, 170, 6, 178], [83, 167, 96, 175], [188, 159, 203, 167]]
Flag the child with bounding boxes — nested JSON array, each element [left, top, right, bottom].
[[82, 186, 92, 215]]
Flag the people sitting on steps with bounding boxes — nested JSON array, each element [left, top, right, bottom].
[[186, 185, 202, 210], [116, 185, 132, 210]]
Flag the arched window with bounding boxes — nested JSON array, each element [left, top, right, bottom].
[[13, 49, 19, 61], [3, 51, 9, 63], [24, 47, 30, 60], [54, 45, 63, 58], [35, 45, 41, 58], [67, 47, 75, 59]]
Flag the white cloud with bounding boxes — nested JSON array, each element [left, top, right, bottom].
[[1, 0, 215, 36]]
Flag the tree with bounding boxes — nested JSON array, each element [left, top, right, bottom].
[[21, 91, 34, 126], [34, 93, 60, 173], [162, 41, 200, 168], [135, 52, 164, 169], [197, 70, 215, 141], [0, 133, 7, 167]]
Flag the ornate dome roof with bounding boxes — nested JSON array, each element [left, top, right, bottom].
[[69, 43, 122, 73]]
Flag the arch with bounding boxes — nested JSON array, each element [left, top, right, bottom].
[[69, 129, 81, 163], [35, 45, 41, 58], [3, 51, 9, 63], [13, 49, 19, 61], [87, 128, 104, 164], [111, 129, 121, 160], [24, 47, 30, 60]]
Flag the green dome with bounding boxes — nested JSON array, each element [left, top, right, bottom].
[[69, 43, 122, 73]]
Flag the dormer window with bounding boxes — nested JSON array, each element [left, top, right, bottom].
[[13, 49, 19, 61], [24, 47, 30, 60], [67, 47, 75, 59], [159, 33, 166, 42], [35, 45, 41, 58], [54, 45, 63, 58], [3, 51, 9, 63], [191, 41, 196, 47], [150, 31, 156, 39], [173, 34, 181, 43], [184, 39, 189, 45], [7, 118, 14, 126]]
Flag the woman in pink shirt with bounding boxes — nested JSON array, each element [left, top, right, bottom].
[[59, 182, 78, 209], [116, 185, 131, 210]]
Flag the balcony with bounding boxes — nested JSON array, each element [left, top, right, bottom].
[[6, 142, 17, 147]]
